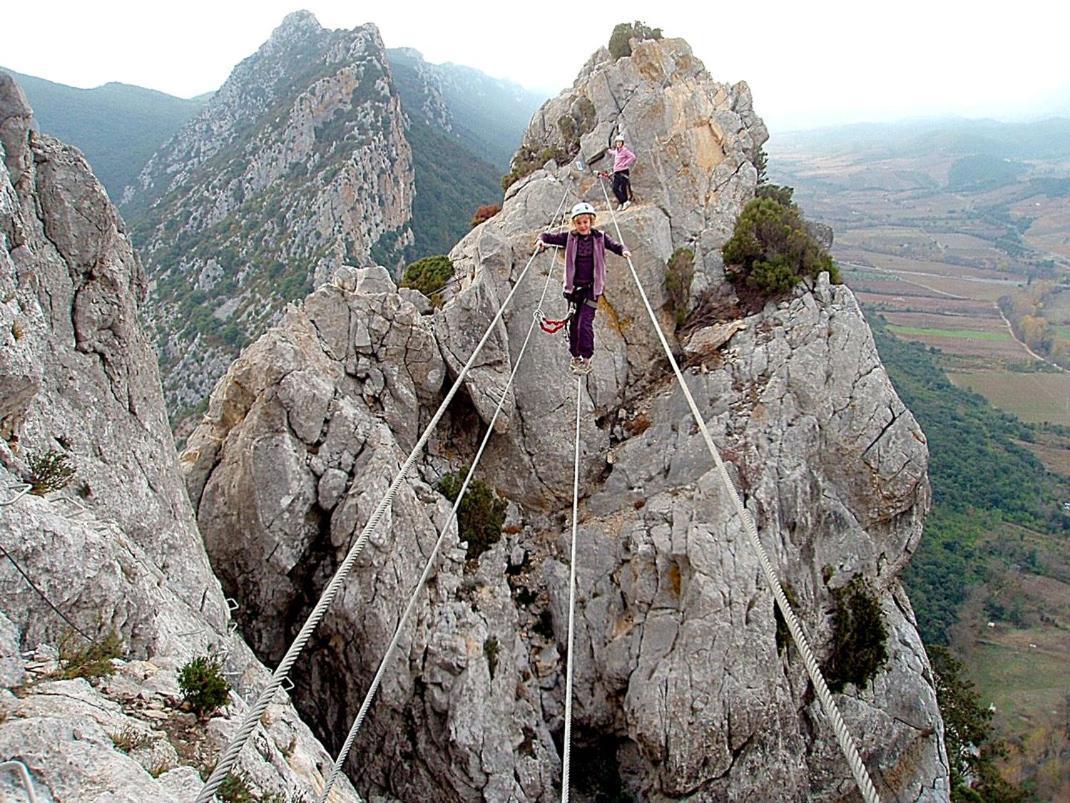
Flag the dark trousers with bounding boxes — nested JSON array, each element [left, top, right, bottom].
[[568, 286, 597, 358], [612, 169, 631, 204]]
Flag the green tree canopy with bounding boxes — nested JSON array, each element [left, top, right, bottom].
[[722, 196, 840, 296], [608, 21, 663, 59], [400, 254, 454, 299]]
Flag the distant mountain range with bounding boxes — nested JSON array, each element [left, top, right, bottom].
[[772, 116, 1070, 162], [2, 69, 207, 200], [387, 48, 546, 171], [5, 49, 543, 211]]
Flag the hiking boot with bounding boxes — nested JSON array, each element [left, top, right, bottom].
[[571, 357, 592, 376], [621, 200, 631, 210]]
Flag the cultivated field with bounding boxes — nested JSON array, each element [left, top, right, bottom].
[[948, 370, 1070, 426]]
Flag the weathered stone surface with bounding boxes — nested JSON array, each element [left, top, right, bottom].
[[0, 648, 357, 803], [184, 268, 560, 801], [184, 37, 948, 803], [0, 73, 358, 802]]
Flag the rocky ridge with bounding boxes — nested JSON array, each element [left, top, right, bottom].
[[126, 11, 416, 417], [0, 73, 358, 801], [184, 36, 949, 801]]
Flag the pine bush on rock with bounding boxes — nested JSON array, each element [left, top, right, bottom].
[[439, 470, 508, 560], [400, 255, 454, 300], [824, 577, 888, 692], [722, 196, 840, 296], [608, 21, 663, 59], [178, 652, 231, 716]]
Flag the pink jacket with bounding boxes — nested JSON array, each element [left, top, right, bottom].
[[608, 146, 636, 172]]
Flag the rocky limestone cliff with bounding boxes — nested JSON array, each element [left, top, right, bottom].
[[0, 73, 359, 801], [125, 11, 416, 418], [184, 37, 949, 801]]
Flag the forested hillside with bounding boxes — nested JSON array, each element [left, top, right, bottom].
[[872, 315, 1070, 800], [5, 69, 205, 199]]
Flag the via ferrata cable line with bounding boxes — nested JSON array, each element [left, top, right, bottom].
[[560, 373, 583, 803], [196, 183, 574, 803], [317, 245, 567, 802], [594, 176, 882, 803]]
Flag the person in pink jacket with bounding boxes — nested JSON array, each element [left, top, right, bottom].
[[605, 134, 636, 209]]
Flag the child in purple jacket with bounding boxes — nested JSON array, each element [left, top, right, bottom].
[[606, 135, 636, 209], [537, 202, 630, 374]]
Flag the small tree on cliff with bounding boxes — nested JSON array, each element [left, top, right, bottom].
[[608, 21, 663, 59], [722, 196, 840, 296]]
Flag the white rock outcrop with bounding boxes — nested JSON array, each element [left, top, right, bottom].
[[185, 37, 949, 802], [0, 72, 358, 801]]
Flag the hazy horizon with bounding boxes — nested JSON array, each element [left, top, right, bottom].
[[4, 1, 1069, 132]]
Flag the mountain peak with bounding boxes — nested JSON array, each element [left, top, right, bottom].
[[273, 9, 322, 37]]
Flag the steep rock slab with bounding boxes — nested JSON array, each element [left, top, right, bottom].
[[0, 73, 359, 801], [126, 12, 416, 417], [187, 35, 949, 802], [569, 278, 945, 800], [184, 268, 562, 800]]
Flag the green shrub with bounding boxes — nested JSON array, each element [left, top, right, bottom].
[[608, 21, 663, 60], [178, 652, 231, 716], [439, 469, 508, 560], [55, 628, 124, 680], [470, 204, 501, 228], [823, 577, 887, 692], [755, 183, 795, 206], [217, 772, 255, 803], [929, 645, 1031, 801], [722, 196, 840, 296], [27, 449, 76, 495], [664, 248, 695, 327], [400, 255, 454, 298]]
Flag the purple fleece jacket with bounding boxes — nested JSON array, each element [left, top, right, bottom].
[[540, 229, 625, 298]]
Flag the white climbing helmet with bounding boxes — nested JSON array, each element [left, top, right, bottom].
[[570, 201, 597, 220], [615, 134, 626, 144]]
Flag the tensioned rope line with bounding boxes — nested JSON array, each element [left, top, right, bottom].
[[0, 760, 39, 803], [197, 184, 574, 803], [560, 374, 583, 803], [317, 246, 567, 803], [595, 177, 882, 803], [0, 540, 95, 643]]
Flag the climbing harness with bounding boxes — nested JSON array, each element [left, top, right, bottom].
[[195, 183, 575, 803], [560, 374, 583, 802], [317, 249, 567, 803], [593, 176, 882, 803]]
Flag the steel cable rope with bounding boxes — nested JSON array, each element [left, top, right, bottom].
[[196, 183, 574, 803], [0, 482, 102, 644], [317, 245, 566, 802], [560, 374, 582, 803], [594, 176, 881, 803]]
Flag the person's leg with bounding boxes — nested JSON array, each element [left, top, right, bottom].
[[577, 297, 597, 359], [612, 172, 626, 205], [568, 305, 580, 357]]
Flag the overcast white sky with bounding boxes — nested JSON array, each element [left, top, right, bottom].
[[4, 0, 1068, 131]]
